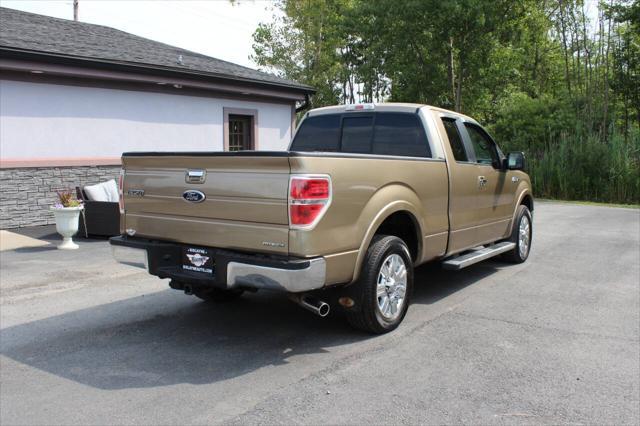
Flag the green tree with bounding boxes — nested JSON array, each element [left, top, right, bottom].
[[251, 0, 351, 107], [251, 0, 639, 204]]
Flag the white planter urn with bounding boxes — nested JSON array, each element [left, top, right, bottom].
[[50, 206, 84, 250]]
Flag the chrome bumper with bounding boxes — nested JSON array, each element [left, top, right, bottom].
[[111, 245, 148, 270], [227, 258, 326, 293], [111, 236, 326, 293]]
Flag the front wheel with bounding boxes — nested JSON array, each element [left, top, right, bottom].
[[503, 205, 533, 263], [346, 235, 414, 334]]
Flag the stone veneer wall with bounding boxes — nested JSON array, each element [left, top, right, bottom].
[[0, 166, 120, 229]]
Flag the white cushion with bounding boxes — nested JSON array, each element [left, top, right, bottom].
[[84, 179, 119, 202], [104, 179, 119, 202], [84, 183, 109, 202]]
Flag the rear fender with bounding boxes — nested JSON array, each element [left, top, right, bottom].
[[350, 184, 424, 283]]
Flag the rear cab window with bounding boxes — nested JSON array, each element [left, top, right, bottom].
[[440, 118, 468, 162], [373, 113, 429, 157], [341, 116, 374, 154], [290, 114, 341, 152], [291, 112, 431, 158]]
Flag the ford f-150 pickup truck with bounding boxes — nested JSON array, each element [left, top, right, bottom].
[[110, 103, 533, 333]]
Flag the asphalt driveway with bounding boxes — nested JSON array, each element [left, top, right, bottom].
[[0, 201, 638, 425]]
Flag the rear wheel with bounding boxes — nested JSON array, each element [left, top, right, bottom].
[[346, 235, 414, 334], [193, 287, 244, 302], [503, 205, 532, 263]]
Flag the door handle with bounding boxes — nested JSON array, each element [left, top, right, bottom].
[[186, 169, 206, 184], [478, 176, 488, 188]]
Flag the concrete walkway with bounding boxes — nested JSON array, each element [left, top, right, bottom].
[[0, 230, 51, 252]]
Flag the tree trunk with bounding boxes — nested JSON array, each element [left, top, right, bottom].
[[580, 3, 593, 122], [455, 54, 464, 112], [348, 72, 355, 104], [532, 40, 539, 96], [447, 36, 456, 107], [601, 2, 613, 142], [558, 1, 572, 94]]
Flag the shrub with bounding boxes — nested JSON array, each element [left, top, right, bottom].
[[490, 92, 639, 205]]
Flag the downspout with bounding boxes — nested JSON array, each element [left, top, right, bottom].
[[295, 93, 311, 113]]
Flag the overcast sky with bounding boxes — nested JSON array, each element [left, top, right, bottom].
[[0, 0, 278, 68]]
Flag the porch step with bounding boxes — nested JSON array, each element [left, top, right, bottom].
[[442, 241, 516, 270]]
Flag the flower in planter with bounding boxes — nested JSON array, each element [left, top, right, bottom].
[[53, 190, 83, 208], [50, 190, 84, 250]]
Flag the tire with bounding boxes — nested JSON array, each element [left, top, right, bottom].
[[193, 287, 244, 302], [346, 235, 414, 334], [503, 205, 533, 263]]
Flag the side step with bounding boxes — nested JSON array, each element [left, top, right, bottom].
[[442, 242, 516, 271]]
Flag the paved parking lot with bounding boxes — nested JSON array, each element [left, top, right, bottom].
[[1, 201, 638, 425]]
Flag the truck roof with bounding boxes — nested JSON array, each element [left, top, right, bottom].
[[306, 103, 477, 123]]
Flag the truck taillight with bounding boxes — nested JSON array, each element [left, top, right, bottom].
[[118, 168, 125, 214], [289, 175, 331, 229]]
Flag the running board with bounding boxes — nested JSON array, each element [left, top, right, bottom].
[[442, 242, 516, 270]]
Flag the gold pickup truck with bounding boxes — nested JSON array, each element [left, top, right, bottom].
[[111, 103, 533, 333]]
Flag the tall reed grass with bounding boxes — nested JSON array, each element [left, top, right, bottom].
[[526, 131, 639, 205]]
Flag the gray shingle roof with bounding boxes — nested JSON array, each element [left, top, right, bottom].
[[0, 7, 313, 92]]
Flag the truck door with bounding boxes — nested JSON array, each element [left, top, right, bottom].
[[437, 116, 481, 254], [459, 122, 515, 244]]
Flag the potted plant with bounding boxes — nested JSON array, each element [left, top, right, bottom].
[[50, 190, 84, 250]]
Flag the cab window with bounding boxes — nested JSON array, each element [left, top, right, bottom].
[[341, 116, 373, 154], [290, 115, 341, 152], [372, 113, 430, 157], [291, 112, 431, 157], [464, 123, 499, 167], [441, 118, 468, 162]]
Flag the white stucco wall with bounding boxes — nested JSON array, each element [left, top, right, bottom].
[[0, 79, 293, 160]]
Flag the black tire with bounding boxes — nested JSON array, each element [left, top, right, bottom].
[[503, 205, 533, 263], [193, 287, 244, 302], [346, 235, 414, 334]]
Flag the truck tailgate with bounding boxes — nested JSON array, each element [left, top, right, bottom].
[[121, 154, 291, 255]]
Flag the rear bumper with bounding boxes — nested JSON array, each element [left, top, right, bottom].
[[112, 244, 148, 270], [109, 236, 326, 293]]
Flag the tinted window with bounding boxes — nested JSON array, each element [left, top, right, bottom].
[[290, 115, 340, 152], [341, 116, 373, 154], [291, 112, 430, 157], [465, 124, 499, 166], [373, 113, 430, 157], [441, 118, 468, 162]]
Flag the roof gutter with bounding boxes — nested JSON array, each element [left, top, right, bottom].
[[0, 46, 316, 95]]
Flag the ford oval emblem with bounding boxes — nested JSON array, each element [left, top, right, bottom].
[[183, 190, 206, 203]]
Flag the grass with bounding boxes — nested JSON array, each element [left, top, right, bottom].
[[522, 131, 640, 205]]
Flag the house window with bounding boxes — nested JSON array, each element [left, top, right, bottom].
[[224, 108, 258, 151], [228, 115, 253, 151]]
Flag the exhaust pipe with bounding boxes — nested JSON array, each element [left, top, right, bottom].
[[184, 284, 194, 295], [290, 295, 330, 317]]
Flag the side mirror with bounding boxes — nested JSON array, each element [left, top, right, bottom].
[[506, 152, 525, 171]]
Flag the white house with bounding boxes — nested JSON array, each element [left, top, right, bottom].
[[0, 7, 314, 228]]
